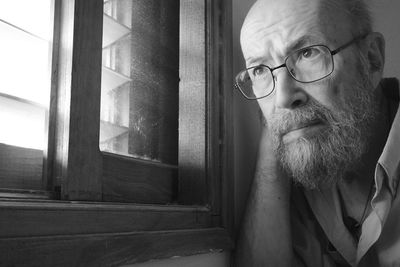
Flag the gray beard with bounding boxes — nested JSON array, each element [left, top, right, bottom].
[[267, 66, 378, 190]]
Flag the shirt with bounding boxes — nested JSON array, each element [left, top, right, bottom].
[[291, 78, 400, 267]]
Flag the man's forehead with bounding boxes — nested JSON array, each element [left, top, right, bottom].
[[240, 0, 351, 64], [243, 34, 323, 65], [241, 0, 323, 61], [242, 0, 322, 31]]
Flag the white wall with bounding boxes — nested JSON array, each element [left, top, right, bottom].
[[232, 0, 258, 234], [371, 0, 400, 78]]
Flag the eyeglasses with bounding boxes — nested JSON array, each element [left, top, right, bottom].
[[235, 34, 368, 100]]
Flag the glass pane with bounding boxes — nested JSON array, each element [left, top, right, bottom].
[[100, 0, 179, 165], [0, 0, 53, 40], [0, 0, 54, 190]]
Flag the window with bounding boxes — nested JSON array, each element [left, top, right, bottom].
[[100, 0, 134, 157], [0, 0, 54, 194], [0, 0, 233, 266], [100, 0, 179, 166], [99, 0, 179, 203]]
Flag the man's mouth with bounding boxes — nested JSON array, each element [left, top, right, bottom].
[[281, 120, 326, 143]]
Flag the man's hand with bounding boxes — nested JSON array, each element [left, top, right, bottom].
[[234, 125, 292, 267], [256, 125, 287, 183]]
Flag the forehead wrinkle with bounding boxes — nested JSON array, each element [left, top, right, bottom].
[[241, 2, 323, 47], [241, 21, 285, 63], [242, 18, 323, 66]]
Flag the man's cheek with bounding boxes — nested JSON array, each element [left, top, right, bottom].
[[322, 72, 353, 109], [257, 99, 275, 120]]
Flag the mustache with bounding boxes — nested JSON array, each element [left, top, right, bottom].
[[268, 100, 338, 136]]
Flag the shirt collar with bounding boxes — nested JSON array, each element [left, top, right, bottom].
[[377, 78, 400, 196]]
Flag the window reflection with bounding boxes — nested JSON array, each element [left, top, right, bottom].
[[100, 0, 179, 165]]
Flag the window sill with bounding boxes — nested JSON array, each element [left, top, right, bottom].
[[0, 199, 217, 237], [0, 199, 233, 266]]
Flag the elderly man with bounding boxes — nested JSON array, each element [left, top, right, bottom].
[[234, 0, 399, 266]]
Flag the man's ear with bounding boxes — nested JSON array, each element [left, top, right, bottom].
[[364, 32, 385, 89]]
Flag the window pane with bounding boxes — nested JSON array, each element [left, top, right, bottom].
[[0, 0, 54, 190], [0, 0, 53, 40], [100, 0, 179, 165]]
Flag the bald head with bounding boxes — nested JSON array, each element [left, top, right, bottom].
[[320, 0, 372, 35], [241, 0, 372, 64], [243, 0, 372, 30]]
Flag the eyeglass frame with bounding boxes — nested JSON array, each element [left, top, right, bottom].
[[235, 33, 369, 100]]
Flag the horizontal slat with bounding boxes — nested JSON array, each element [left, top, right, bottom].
[[102, 14, 131, 47], [0, 188, 53, 199], [100, 120, 129, 143], [0, 228, 233, 267], [0, 200, 212, 238], [101, 66, 131, 93]]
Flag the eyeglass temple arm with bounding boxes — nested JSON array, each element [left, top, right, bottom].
[[331, 33, 369, 56]]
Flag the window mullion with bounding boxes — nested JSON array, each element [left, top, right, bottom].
[[178, 0, 207, 205], [54, 0, 103, 201]]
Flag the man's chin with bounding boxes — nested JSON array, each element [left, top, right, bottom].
[[278, 137, 343, 190]]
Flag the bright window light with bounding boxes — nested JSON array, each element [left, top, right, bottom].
[[0, 0, 53, 149], [0, 0, 53, 40]]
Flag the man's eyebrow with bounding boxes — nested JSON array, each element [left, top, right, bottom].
[[244, 35, 322, 67], [285, 35, 322, 53], [244, 56, 261, 66]]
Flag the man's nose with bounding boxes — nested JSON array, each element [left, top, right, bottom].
[[274, 69, 308, 109]]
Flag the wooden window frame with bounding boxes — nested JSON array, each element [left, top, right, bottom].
[[0, 0, 234, 266]]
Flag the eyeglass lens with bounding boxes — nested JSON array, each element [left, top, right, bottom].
[[236, 45, 334, 99], [286, 46, 333, 82]]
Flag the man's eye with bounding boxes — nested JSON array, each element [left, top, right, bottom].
[[300, 47, 321, 59], [252, 66, 266, 76]]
